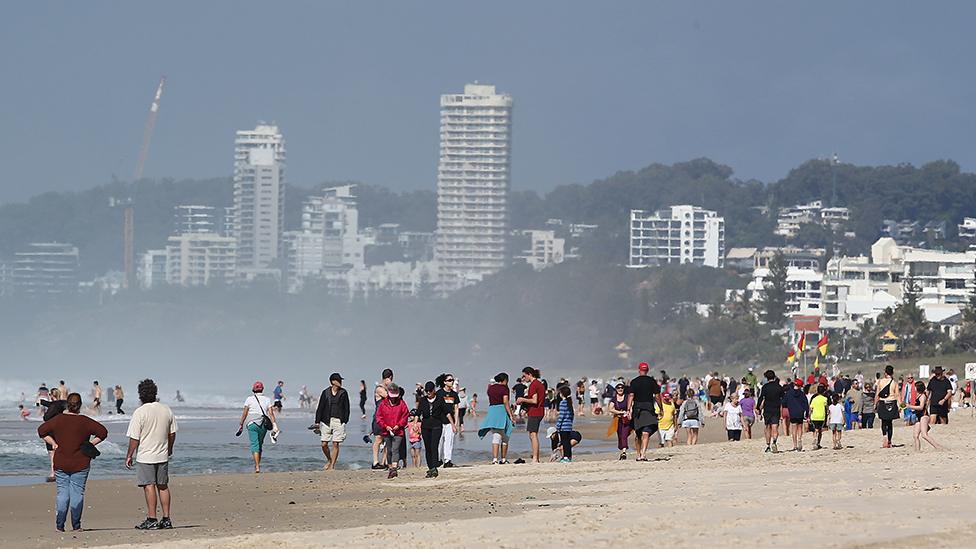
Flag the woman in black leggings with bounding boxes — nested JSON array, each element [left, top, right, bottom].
[[418, 381, 447, 478], [875, 365, 898, 448]]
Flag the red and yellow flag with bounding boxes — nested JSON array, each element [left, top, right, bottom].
[[787, 348, 796, 363], [796, 333, 806, 352], [817, 333, 829, 357]]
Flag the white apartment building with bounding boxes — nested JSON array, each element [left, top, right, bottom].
[[435, 83, 513, 291], [232, 124, 285, 272], [748, 266, 824, 317], [138, 249, 168, 289], [302, 185, 367, 269], [903, 248, 976, 320], [12, 242, 80, 296], [775, 200, 850, 238], [174, 205, 216, 235], [283, 231, 324, 293], [958, 217, 976, 240], [514, 230, 565, 270], [629, 205, 725, 268], [165, 233, 237, 287]]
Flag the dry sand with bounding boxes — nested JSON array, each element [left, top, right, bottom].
[[3, 413, 975, 548]]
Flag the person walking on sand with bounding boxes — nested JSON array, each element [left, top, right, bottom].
[[37, 393, 108, 532], [457, 387, 469, 433], [658, 391, 677, 448], [908, 380, 942, 450], [757, 370, 784, 453], [861, 382, 876, 429], [125, 379, 178, 530], [740, 388, 756, 439], [407, 410, 422, 468], [783, 379, 810, 451], [678, 389, 702, 445], [371, 369, 394, 469], [478, 373, 517, 464], [315, 373, 350, 471], [375, 383, 408, 479], [927, 366, 954, 425], [845, 380, 862, 430], [608, 383, 632, 458], [828, 393, 845, 450], [628, 362, 661, 461], [875, 365, 899, 448], [436, 373, 460, 468], [515, 366, 545, 463], [721, 393, 744, 441], [555, 385, 575, 462], [237, 381, 277, 473], [418, 381, 447, 478], [809, 384, 829, 450]]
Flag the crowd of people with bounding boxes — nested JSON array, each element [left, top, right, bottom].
[[30, 361, 965, 533]]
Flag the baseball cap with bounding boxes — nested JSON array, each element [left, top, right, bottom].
[[546, 426, 557, 439], [638, 362, 650, 373], [329, 373, 343, 382], [662, 392, 671, 399], [424, 381, 436, 392], [252, 381, 264, 392], [794, 379, 803, 387]]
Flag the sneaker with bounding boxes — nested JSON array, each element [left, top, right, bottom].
[[387, 468, 398, 479], [370, 463, 385, 470], [499, 459, 509, 465], [156, 518, 173, 530], [443, 461, 455, 468], [135, 518, 159, 530], [491, 458, 499, 465], [425, 469, 437, 478], [618, 451, 627, 461], [270, 431, 278, 444], [764, 445, 771, 453], [771, 441, 779, 453], [559, 457, 572, 463]]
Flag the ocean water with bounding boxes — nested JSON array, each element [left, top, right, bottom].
[[1, 402, 616, 486]]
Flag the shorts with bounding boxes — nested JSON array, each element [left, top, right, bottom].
[[136, 461, 170, 487], [789, 417, 804, 425], [590, 397, 598, 404], [763, 409, 780, 425], [709, 395, 723, 405], [526, 415, 543, 433], [659, 427, 675, 442], [637, 424, 659, 436], [372, 419, 383, 436], [727, 429, 742, 441], [681, 419, 700, 429], [319, 418, 346, 443], [829, 423, 843, 432], [247, 421, 268, 453], [744, 416, 755, 427], [929, 404, 949, 422], [811, 420, 826, 430], [410, 440, 423, 450]]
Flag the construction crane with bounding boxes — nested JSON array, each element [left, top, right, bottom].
[[120, 76, 165, 290]]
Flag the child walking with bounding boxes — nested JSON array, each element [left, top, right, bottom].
[[407, 409, 422, 468], [828, 393, 845, 450], [556, 385, 575, 462]]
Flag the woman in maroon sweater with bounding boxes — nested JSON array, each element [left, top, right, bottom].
[[37, 393, 108, 532]]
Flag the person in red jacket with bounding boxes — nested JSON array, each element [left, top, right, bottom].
[[375, 383, 409, 479]]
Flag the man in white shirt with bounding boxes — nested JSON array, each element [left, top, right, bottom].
[[125, 379, 178, 531]]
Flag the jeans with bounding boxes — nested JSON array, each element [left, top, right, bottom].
[[384, 434, 404, 467], [55, 468, 90, 530], [422, 425, 442, 469], [861, 412, 875, 429]]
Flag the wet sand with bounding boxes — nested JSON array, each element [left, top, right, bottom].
[[3, 413, 973, 548]]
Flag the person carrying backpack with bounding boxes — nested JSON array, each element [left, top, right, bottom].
[[678, 389, 703, 445]]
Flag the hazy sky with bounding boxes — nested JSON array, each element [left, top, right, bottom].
[[1, 1, 973, 203]]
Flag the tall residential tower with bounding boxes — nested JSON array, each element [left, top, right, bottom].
[[231, 123, 286, 272], [434, 83, 513, 291]]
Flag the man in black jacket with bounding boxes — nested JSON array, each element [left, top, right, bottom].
[[315, 373, 350, 470]]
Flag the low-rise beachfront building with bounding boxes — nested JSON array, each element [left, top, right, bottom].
[[12, 242, 80, 296], [748, 266, 824, 316], [958, 217, 976, 240], [513, 230, 565, 270], [165, 232, 237, 287], [138, 249, 169, 290], [629, 205, 725, 268]]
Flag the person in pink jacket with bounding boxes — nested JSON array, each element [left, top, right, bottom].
[[375, 384, 409, 479]]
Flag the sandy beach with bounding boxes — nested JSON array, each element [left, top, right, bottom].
[[2, 413, 974, 548]]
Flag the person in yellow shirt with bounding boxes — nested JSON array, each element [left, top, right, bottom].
[[809, 385, 829, 450], [658, 392, 678, 448]]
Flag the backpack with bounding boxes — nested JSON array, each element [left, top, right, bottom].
[[684, 399, 699, 420]]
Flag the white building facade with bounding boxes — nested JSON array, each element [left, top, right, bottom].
[[629, 205, 725, 268], [165, 233, 237, 287], [514, 230, 565, 270], [435, 83, 513, 291], [231, 124, 285, 272]]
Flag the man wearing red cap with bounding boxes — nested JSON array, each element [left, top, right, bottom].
[[782, 378, 809, 451], [627, 362, 661, 461]]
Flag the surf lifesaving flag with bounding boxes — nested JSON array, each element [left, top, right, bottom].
[[787, 348, 796, 364], [817, 333, 829, 357], [796, 333, 806, 353]]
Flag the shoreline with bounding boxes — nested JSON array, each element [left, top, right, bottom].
[[2, 415, 974, 548]]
